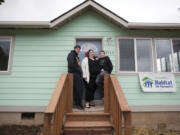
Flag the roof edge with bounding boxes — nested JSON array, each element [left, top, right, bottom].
[[50, 0, 90, 23], [0, 21, 50, 28], [128, 22, 180, 29], [50, 0, 128, 28]]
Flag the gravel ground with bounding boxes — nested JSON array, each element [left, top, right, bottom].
[[0, 125, 41, 135], [132, 127, 180, 135], [0, 125, 180, 135]]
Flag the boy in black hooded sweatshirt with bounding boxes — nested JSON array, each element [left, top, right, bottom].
[[96, 50, 113, 98], [67, 45, 84, 110]]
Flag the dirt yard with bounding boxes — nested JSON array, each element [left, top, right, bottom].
[[0, 125, 180, 135], [132, 127, 180, 135], [0, 125, 41, 135]]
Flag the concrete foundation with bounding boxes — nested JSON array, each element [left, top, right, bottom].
[[0, 112, 43, 126], [132, 112, 180, 130]]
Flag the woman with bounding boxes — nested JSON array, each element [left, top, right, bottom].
[[81, 49, 100, 108]]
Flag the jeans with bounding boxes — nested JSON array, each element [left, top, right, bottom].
[[85, 77, 97, 102], [95, 71, 108, 98], [73, 72, 83, 106]]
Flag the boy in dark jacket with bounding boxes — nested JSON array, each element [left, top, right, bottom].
[[67, 45, 84, 110], [96, 50, 113, 98]]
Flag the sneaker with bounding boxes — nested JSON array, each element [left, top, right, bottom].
[[89, 103, 95, 107], [85, 103, 90, 108], [76, 105, 84, 110], [89, 101, 95, 107]]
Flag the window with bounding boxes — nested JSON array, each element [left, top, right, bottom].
[[118, 38, 180, 73], [172, 40, 180, 72], [119, 39, 135, 71], [118, 38, 153, 72], [136, 39, 153, 72], [0, 37, 13, 74], [21, 113, 35, 120], [155, 40, 173, 72]]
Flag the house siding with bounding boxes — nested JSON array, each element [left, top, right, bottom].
[[0, 11, 180, 108]]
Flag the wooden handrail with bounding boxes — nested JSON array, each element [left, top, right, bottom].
[[43, 74, 73, 135], [104, 74, 132, 135]]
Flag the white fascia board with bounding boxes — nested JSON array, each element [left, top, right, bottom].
[[90, 1, 128, 27], [50, 0, 128, 28], [128, 22, 180, 29], [50, 1, 92, 28], [0, 21, 50, 28]]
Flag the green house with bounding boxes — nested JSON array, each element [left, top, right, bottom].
[[0, 0, 180, 130]]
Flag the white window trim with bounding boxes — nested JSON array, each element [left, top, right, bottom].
[[116, 37, 180, 75], [0, 36, 14, 75], [116, 37, 154, 74]]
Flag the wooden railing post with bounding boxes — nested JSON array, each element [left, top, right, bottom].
[[118, 107, 122, 135], [66, 74, 73, 113], [123, 111, 132, 135], [104, 74, 110, 113], [43, 113, 52, 135], [43, 74, 69, 135], [108, 75, 132, 135]]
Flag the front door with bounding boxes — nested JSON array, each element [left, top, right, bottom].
[[76, 39, 102, 99]]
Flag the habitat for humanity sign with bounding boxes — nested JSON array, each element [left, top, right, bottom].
[[139, 73, 177, 92]]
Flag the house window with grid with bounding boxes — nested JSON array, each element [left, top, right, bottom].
[[118, 38, 153, 72], [118, 38, 180, 73]]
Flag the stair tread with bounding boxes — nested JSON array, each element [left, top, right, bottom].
[[64, 121, 112, 128], [66, 112, 111, 121], [66, 111, 110, 115]]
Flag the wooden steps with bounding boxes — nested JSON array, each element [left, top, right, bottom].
[[63, 112, 113, 135], [66, 112, 110, 121], [42, 74, 131, 135]]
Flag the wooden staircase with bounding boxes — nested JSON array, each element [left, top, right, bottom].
[[43, 74, 132, 135], [63, 112, 113, 135]]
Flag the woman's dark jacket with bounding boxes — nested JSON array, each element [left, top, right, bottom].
[[88, 58, 100, 79]]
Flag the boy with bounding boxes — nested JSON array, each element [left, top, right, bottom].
[[96, 50, 113, 98], [67, 45, 84, 110]]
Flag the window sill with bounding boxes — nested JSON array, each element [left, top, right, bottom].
[[0, 71, 11, 75], [116, 72, 180, 76], [116, 72, 139, 76]]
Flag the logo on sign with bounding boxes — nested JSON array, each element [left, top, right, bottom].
[[154, 80, 173, 88], [142, 77, 153, 88]]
